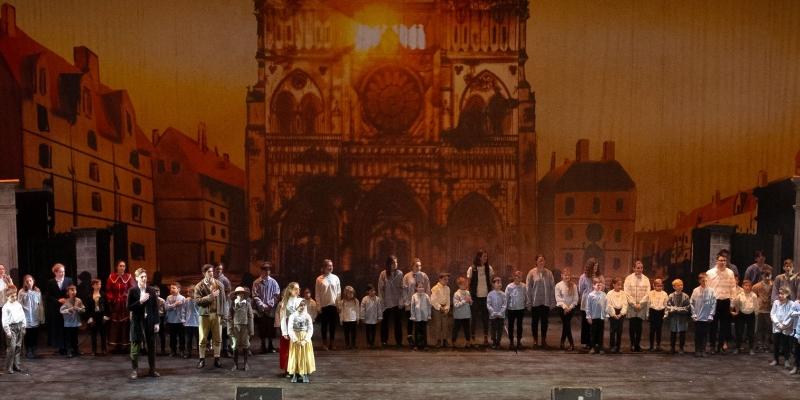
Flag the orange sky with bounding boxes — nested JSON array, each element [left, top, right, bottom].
[[9, 0, 800, 230]]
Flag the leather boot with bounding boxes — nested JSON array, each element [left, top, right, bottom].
[[214, 357, 223, 368], [231, 350, 239, 371], [243, 351, 250, 371]]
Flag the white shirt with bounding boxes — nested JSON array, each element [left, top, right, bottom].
[[706, 267, 736, 300], [430, 283, 451, 311], [648, 290, 668, 311], [3, 301, 26, 334], [315, 273, 341, 308], [467, 266, 493, 298]]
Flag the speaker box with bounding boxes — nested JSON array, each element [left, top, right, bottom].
[[552, 386, 602, 400], [235, 387, 283, 400]]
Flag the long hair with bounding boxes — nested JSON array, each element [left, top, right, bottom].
[[562, 268, 575, 297], [342, 286, 357, 305], [583, 258, 600, 278], [473, 250, 489, 268], [279, 282, 299, 311], [385, 255, 398, 278]]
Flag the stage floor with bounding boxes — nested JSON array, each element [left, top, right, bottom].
[[5, 319, 797, 399]]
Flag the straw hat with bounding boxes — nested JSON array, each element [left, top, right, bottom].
[[229, 286, 249, 299]]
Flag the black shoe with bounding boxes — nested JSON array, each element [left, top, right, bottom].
[[148, 370, 161, 378], [214, 357, 223, 368], [197, 359, 205, 369]]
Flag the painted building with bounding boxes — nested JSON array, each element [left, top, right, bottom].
[[152, 125, 246, 277], [0, 4, 157, 279], [245, 0, 537, 285], [538, 139, 637, 276]]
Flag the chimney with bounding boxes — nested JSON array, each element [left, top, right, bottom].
[[0, 4, 16, 38], [151, 129, 160, 146], [757, 170, 768, 187], [563, 157, 570, 166], [74, 46, 99, 83], [713, 190, 720, 205], [575, 139, 589, 162], [549, 151, 556, 172], [214, 146, 219, 156], [197, 122, 207, 151], [602, 141, 616, 161], [223, 153, 230, 163]]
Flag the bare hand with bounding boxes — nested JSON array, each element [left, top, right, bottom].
[[587, 319, 592, 325], [154, 324, 160, 333], [58, 298, 67, 304], [140, 292, 150, 303], [212, 289, 220, 297]]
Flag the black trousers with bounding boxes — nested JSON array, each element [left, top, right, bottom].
[[380, 306, 403, 345], [709, 299, 730, 349], [320, 305, 338, 341], [695, 321, 709, 352], [560, 309, 575, 344], [184, 326, 199, 353], [507, 309, 524, 342], [670, 331, 686, 348], [628, 317, 643, 349], [610, 316, 625, 350], [365, 324, 377, 346], [530, 305, 550, 341], [64, 326, 79, 354], [89, 315, 107, 352], [168, 322, 185, 352], [414, 321, 428, 349], [774, 332, 792, 362], [24, 326, 39, 349], [343, 321, 357, 348], [648, 309, 665, 346], [470, 297, 489, 339], [581, 311, 591, 345], [589, 319, 604, 351], [490, 318, 504, 345], [735, 313, 755, 350], [452, 318, 471, 343]]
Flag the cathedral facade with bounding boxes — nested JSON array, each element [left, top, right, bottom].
[[245, 0, 537, 286]]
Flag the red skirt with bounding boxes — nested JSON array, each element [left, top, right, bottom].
[[279, 335, 290, 371]]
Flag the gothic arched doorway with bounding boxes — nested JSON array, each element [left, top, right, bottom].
[[447, 192, 504, 277]]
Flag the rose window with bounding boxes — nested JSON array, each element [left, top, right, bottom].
[[362, 66, 422, 135]]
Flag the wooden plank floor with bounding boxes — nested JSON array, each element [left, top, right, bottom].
[[4, 318, 797, 399]]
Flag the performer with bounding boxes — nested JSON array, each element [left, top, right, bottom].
[[194, 264, 226, 369], [315, 259, 341, 351], [278, 282, 302, 377], [228, 286, 254, 371], [467, 251, 493, 347], [106, 260, 134, 353], [127, 268, 160, 379], [378, 255, 404, 348], [624, 260, 650, 352], [526, 254, 556, 348], [45, 263, 72, 355], [287, 300, 315, 383], [252, 262, 280, 354]]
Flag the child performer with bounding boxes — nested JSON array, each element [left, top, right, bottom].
[[59, 285, 85, 358], [360, 284, 383, 349], [691, 273, 716, 357], [452, 277, 473, 348], [554, 269, 578, 350], [506, 271, 527, 350], [278, 282, 302, 377], [302, 288, 318, 321], [752, 267, 773, 353], [731, 279, 757, 355], [605, 277, 627, 353], [182, 284, 200, 359], [647, 279, 668, 351], [487, 277, 506, 349], [287, 300, 315, 383], [339, 286, 360, 350], [665, 279, 690, 354], [770, 286, 794, 368], [86, 279, 109, 356], [410, 281, 432, 350], [430, 272, 452, 348], [3, 286, 25, 373], [228, 287, 254, 371], [585, 278, 607, 355], [18, 275, 42, 359], [165, 283, 186, 357]]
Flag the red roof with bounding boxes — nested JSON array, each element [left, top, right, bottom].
[[0, 24, 153, 155], [675, 189, 757, 230], [156, 127, 244, 190], [0, 29, 80, 113]]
